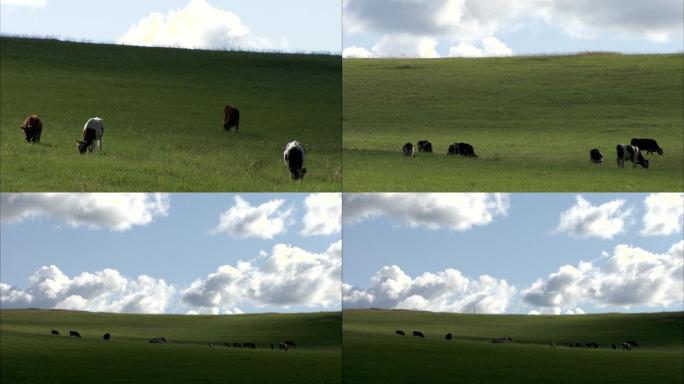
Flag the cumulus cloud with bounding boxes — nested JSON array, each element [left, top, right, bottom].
[[0, 193, 169, 231], [0, 0, 46, 6], [342, 46, 376, 58], [181, 241, 341, 313], [449, 36, 513, 57], [344, 193, 509, 231], [641, 193, 684, 236], [344, 265, 516, 314], [371, 34, 440, 58], [301, 193, 341, 236], [522, 241, 684, 313], [212, 196, 292, 239], [118, 0, 272, 51], [0, 266, 175, 313], [554, 195, 631, 240]]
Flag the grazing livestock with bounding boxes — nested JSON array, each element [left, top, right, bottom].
[[283, 141, 307, 180], [270, 344, 275, 349], [412, 331, 425, 338], [395, 330, 405, 336], [284, 340, 296, 347], [623, 342, 632, 351], [223, 105, 240, 132], [492, 337, 512, 344], [279, 342, 288, 351], [243, 343, 256, 349], [403, 142, 415, 157], [225, 342, 231, 347], [589, 148, 603, 164], [631, 138, 662, 155], [103, 333, 111, 341], [612, 344, 617, 350], [566, 343, 573, 348], [616, 144, 648, 168], [77, 117, 104, 154], [445, 333, 453, 341], [20, 115, 43, 143], [51, 330, 60, 336], [550, 342, 556, 348], [626, 340, 640, 348], [585, 342, 599, 349], [417, 140, 433, 153], [447, 143, 477, 157], [69, 330, 81, 338], [149, 337, 167, 344]]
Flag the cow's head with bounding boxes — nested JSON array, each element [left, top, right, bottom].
[[76, 140, 89, 154], [657, 148, 663, 155], [290, 168, 307, 180]]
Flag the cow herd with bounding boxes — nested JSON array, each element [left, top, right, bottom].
[[403, 140, 478, 158], [18, 104, 308, 181], [555, 340, 640, 351], [395, 329, 454, 341], [50, 329, 109, 340], [591, 138, 663, 169]]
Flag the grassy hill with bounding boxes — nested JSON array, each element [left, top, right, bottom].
[[343, 309, 683, 384], [0, 309, 341, 383], [0, 37, 341, 191], [343, 54, 683, 191]]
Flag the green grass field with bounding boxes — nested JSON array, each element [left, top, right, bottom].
[[343, 54, 684, 191], [0, 309, 341, 383], [0, 37, 341, 191], [343, 309, 683, 384]]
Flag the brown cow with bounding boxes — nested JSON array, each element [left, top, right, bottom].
[[20, 115, 43, 143], [223, 105, 240, 132]]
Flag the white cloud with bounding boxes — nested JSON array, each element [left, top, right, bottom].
[[522, 241, 684, 312], [342, 46, 376, 58], [181, 241, 341, 313], [0, 193, 169, 231], [554, 195, 631, 240], [371, 34, 440, 58], [641, 193, 684, 236], [448, 36, 513, 57], [117, 0, 272, 51], [0, 266, 175, 313], [212, 196, 292, 239], [0, 0, 46, 7], [344, 193, 509, 231], [301, 193, 341, 236], [344, 265, 516, 314]]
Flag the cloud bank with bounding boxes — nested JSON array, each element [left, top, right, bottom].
[[301, 193, 342, 236], [554, 195, 631, 240]]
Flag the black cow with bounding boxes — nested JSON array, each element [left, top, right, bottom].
[[395, 330, 405, 336], [403, 142, 415, 157], [631, 138, 662, 155], [103, 333, 111, 341], [612, 344, 617, 350], [284, 141, 307, 180], [270, 344, 275, 349], [589, 148, 603, 164], [69, 330, 81, 338], [417, 140, 433, 153], [413, 331, 425, 338], [284, 340, 296, 347], [445, 333, 453, 341], [617, 144, 649, 168], [626, 340, 640, 347], [223, 104, 240, 132], [20, 114, 42, 143], [51, 330, 60, 336], [149, 337, 167, 343], [447, 143, 477, 157]]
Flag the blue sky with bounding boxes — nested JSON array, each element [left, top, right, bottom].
[[0, 0, 341, 53], [1, 193, 341, 314], [343, 193, 683, 314]]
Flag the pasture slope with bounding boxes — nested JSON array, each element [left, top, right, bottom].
[[0, 309, 341, 383], [343, 54, 684, 191], [0, 37, 341, 191], [343, 309, 683, 384]]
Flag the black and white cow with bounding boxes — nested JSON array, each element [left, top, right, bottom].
[[631, 138, 662, 155], [284, 340, 296, 347], [626, 340, 640, 348], [413, 331, 425, 338], [77, 117, 104, 154], [417, 140, 433, 153], [284, 141, 307, 180], [589, 148, 603, 164], [403, 142, 415, 157], [622, 342, 632, 351], [447, 143, 477, 157], [616, 144, 648, 168]]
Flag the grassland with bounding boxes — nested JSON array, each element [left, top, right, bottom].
[[343, 309, 683, 384], [343, 54, 683, 191], [0, 37, 341, 191], [0, 309, 341, 383]]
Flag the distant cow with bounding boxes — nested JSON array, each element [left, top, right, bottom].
[[417, 140, 433, 153], [103, 333, 111, 341], [589, 148, 603, 164], [447, 143, 477, 157], [445, 333, 453, 341], [585, 342, 599, 349], [279, 342, 288, 351], [69, 330, 81, 338], [149, 337, 167, 344], [623, 342, 632, 351], [616, 144, 648, 168], [612, 344, 617, 350], [77, 117, 104, 154], [51, 330, 60, 336], [626, 340, 640, 347], [225, 342, 231, 347], [284, 340, 296, 347], [403, 142, 415, 157], [243, 343, 256, 349], [631, 138, 662, 155], [284, 141, 307, 180], [270, 344, 275, 349], [20, 115, 43, 143], [492, 337, 512, 344], [223, 104, 240, 132], [395, 330, 405, 336], [412, 331, 425, 338], [233, 342, 242, 348]]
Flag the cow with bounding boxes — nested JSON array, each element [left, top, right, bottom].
[[279, 342, 288, 351], [612, 344, 617, 350], [566, 343, 573, 348], [77, 117, 104, 154], [616, 144, 648, 168], [103, 333, 111, 341], [149, 337, 167, 343], [270, 344, 275, 349], [417, 140, 433, 153], [445, 333, 453, 341], [51, 330, 60, 336], [631, 138, 662, 155], [492, 337, 512, 344], [412, 331, 425, 338], [223, 105, 240, 132], [575, 342, 582, 348], [403, 142, 415, 157], [225, 342, 231, 347], [395, 330, 405, 336], [284, 340, 296, 347], [626, 340, 640, 348], [550, 342, 556, 348], [589, 148, 603, 164], [243, 343, 256, 349], [585, 342, 599, 349], [20, 115, 42, 143], [283, 141, 307, 180], [69, 330, 81, 338], [622, 342, 632, 351], [447, 143, 477, 157]]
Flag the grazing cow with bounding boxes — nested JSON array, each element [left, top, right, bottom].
[[589, 148, 603, 164], [447, 143, 477, 157], [149, 337, 167, 344], [69, 330, 81, 338], [623, 342, 632, 351], [566, 343, 573, 348], [612, 344, 617, 350], [403, 142, 415, 157], [77, 117, 104, 154], [492, 337, 512, 344], [283, 141, 307, 180], [279, 342, 288, 351], [233, 343, 242, 348], [445, 333, 453, 341], [417, 140, 433, 153], [616, 144, 648, 168], [103, 333, 111, 341], [243, 343, 256, 349], [412, 331, 425, 338], [395, 330, 405, 336], [20, 115, 43, 143], [51, 330, 60, 336], [284, 340, 296, 347], [626, 340, 640, 348], [631, 138, 662, 155], [223, 105, 240, 132], [575, 342, 582, 348]]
